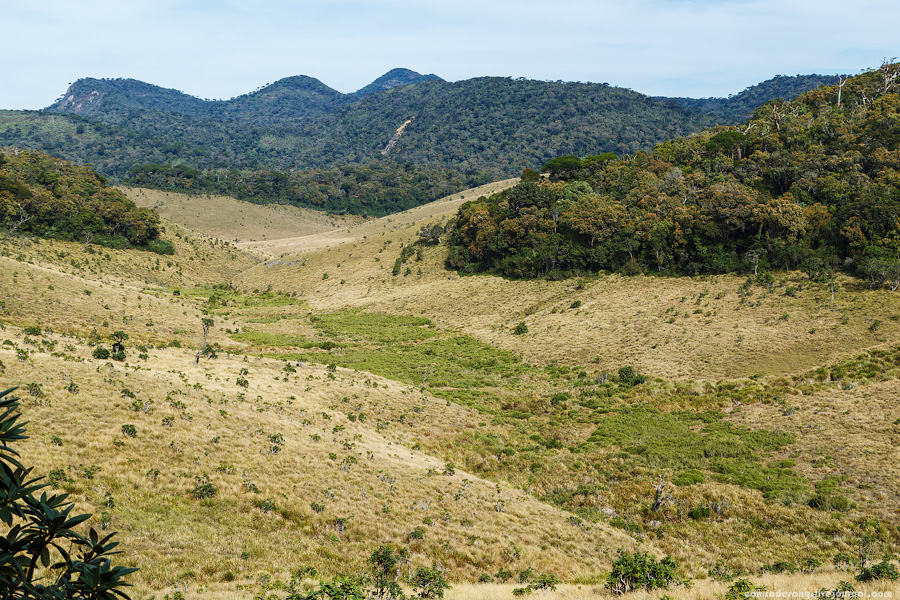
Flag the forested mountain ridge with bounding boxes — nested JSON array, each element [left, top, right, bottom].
[[349, 67, 443, 97], [447, 62, 900, 280], [664, 73, 843, 123], [0, 69, 839, 216], [47, 75, 348, 124]]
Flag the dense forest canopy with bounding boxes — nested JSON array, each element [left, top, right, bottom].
[[447, 63, 900, 283], [125, 161, 491, 216], [664, 73, 842, 123], [0, 72, 833, 216], [0, 148, 170, 252]]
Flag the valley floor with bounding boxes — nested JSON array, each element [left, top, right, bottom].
[[1, 183, 899, 598]]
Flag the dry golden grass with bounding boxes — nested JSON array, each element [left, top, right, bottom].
[[126, 572, 897, 600], [123, 187, 362, 244], [231, 195, 900, 381], [235, 178, 519, 256], [735, 378, 900, 525], [3, 181, 900, 598]]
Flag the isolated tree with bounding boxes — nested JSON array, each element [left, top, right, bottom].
[[0, 386, 137, 597], [193, 317, 215, 367]]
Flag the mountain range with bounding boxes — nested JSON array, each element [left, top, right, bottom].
[[0, 68, 839, 215]]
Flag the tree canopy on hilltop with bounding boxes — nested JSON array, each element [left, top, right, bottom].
[[447, 62, 900, 283]]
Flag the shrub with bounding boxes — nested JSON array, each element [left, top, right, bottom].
[[761, 561, 795, 574], [856, 560, 900, 582], [800, 557, 822, 574], [92, 346, 111, 359], [366, 545, 407, 600], [513, 322, 528, 335], [688, 506, 711, 520], [22, 325, 41, 336], [606, 549, 683, 593], [0, 387, 137, 596], [146, 239, 175, 255], [532, 573, 560, 591], [674, 469, 705, 486], [725, 579, 765, 600], [190, 474, 216, 499], [617, 366, 647, 387], [121, 424, 136, 438]]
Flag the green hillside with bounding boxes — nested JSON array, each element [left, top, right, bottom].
[[0, 72, 746, 216], [447, 63, 900, 281], [0, 147, 169, 252], [665, 73, 843, 122]]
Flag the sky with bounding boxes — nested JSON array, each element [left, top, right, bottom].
[[2, 0, 897, 110]]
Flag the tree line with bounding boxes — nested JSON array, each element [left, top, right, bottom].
[[0, 148, 171, 252], [446, 63, 900, 282]]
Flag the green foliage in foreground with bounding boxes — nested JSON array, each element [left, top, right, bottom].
[[0, 148, 167, 252], [0, 386, 137, 597]]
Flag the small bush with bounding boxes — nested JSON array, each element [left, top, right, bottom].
[[617, 366, 647, 387], [513, 322, 528, 335], [674, 469, 705, 486], [688, 506, 711, 520], [190, 474, 216, 499], [411, 566, 450, 599], [606, 549, 683, 593], [121, 424, 136, 438], [761, 561, 795, 575], [145, 239, 175, 255], [725, 579, 765, 600], [92, 346, 111, 360], [856, 560, 900, 582]]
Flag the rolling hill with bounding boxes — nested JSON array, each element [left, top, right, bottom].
[[0, 70, 838, 217], [1, 148, 899, 596]]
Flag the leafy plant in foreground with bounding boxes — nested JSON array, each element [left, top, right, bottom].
[[0, 386, 137, 597]]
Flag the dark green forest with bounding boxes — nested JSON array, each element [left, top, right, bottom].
[[0, 148, 170, 252], [446, 63, 900, 283], [0, 71, 833, 216], [125, 161, 490, 216], [665, 73, 842, 123]]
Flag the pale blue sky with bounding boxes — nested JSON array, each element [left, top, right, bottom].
[[2, 0, 896, 109]]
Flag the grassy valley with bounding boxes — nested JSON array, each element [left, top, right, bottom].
[[2, 176, 899, 598], [2, 63, 900, 599]]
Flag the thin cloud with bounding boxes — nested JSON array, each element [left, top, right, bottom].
[[0, 0, 896, 108]]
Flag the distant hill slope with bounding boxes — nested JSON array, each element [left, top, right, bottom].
[[5, 74, 721, 175], [351, 67, 443, 96], [0, 69, 839, 216], [664, 73, 843, 122]]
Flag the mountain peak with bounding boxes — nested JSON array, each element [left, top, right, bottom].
[[352, 68, 443, 97]]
